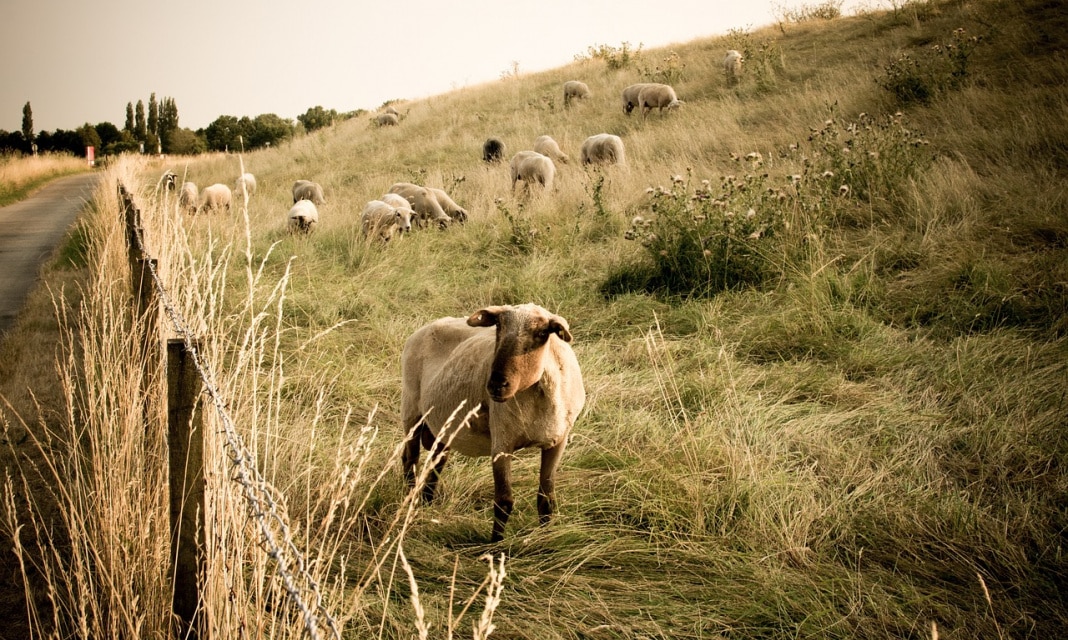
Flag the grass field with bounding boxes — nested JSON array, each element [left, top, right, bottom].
[[2, 0, 1067, 637]]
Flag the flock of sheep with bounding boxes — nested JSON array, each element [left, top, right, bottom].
[[166, 48, 743, 541]]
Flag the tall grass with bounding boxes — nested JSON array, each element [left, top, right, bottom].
[[2, 0, 1067, 637], [0, 152, 90, 206]]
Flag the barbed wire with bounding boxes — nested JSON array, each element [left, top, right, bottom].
[[121, 186, 341, 640]]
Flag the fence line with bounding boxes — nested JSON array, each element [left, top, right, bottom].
[[119, 183, 341, 640]]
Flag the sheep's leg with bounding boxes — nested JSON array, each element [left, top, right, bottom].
[[537, 441, 567, 526], [401, 421, 424, 490], [490, 451, 514, 543], [422, 432, 449, 503]]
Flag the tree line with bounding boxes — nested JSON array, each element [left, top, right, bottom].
[[1, 98, 366, 158]]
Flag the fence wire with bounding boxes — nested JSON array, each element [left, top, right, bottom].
[[121, 186, 341, 640]]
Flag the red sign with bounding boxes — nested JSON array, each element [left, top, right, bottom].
[[87, 146, 95, 166]]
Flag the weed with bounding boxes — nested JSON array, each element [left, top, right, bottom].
[[576, 42, 644, 70], [638, 50, 686, 85], [495, 197, 538, 253], [876, 27, 985, 105]]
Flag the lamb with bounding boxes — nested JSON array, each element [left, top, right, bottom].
[[509, 150, 555, 193], [580, 133, 626, 166], [637, 83, 683, 118], [563, 80, 591, 107], [196, 183, 232, 214], [483, 138, 506, 163], [234, 172, 257, 199], [533, 135, 569, 164], [375, 112, 400, 127], [292, 180, 326, 205], [724, 50, 743, 87], [287, 200, 319, 234], [178, 182, 198, 214], [426, 187, 469, 224], [401, 303, 586, 542], [621, 82, 655, 115], [387, 182, 453, 229], [361, 199, 413, 242]]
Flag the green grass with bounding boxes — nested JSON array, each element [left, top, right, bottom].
[[3, 0, 1067, 637]]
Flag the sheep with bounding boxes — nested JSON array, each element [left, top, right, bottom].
[[292, 180, 326, 205], [401, 303, 586, 542], [388, 182, 453, 229], [161, 170, 178, 191], [483, 137, 506, 163], [375, 112, 400, 127], [196, 183, 232, 214], [580, 133, 626, 166], [510, 150, 555, 193], [384, 105, 400, 116], [724, 50, 743, 87], [533, 135, 569, 164], [637, 83, 683, 118], [621, 82, 655, 115], [426, 187, 469, 224], [178, 182, 198, 214], [287, 200, 319, 234], [563, 80, 591, 107], [233, 172, 257, 199], [361, 199, 413, 242]]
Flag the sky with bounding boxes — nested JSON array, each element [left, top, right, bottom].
[[1, 0, 864, 134]]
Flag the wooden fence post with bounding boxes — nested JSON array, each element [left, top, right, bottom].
[[168, 338, 206, 640]]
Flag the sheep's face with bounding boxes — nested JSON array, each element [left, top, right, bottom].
[[468, 304, 573, 403], [394, 208, 413, 234]]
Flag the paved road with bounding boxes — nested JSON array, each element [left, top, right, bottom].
[[0, 172, 101, 335]]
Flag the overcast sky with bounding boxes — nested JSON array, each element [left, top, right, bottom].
[[1, 0, 867, 133]]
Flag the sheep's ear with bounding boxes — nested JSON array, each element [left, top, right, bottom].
[[548, 316, 573, 342], [468, 307, 505, 327]]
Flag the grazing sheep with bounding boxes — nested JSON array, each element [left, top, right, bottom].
[[637, 83, 683, 118], [197, 183, 232, 214], [483, 137, 506, 163], [621, 82, 655, 115], [178, 182, 198, 214], [401, 303, 586, 542], [580, 133, 626, 166], [426, 187, 469, 224], [361, 199, 413, 242], [287, 200, 319, 234], [724, 50, 743, 86], [388, 182, 453, 229], [234, 172, 257, 199], [375, 112, 400, 127], [161, 170, 178, 191], [384, 105, 400, 116], [563, 80, 591, 107], [533, 135, 569, 164], [292, 180, 326, 205], [510, 150, 555, 193]]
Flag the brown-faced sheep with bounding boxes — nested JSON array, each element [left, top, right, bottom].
[[197, 183, 232, 214], [178, 182, 198, 214], [483, 138, 506, 163], [234, 172, 257, 199], [292, 180, 326, 205], [637, 83, 683, 118], [401, 303, 586, 542], [580, 133, 626, 166], [388, 182, 453, 229], [287, 200, 319, 234], [533, 135, 569, 164], [724, 50, 743, 86], [563, 80, 591, 107], [361, 199, 413, 242], [621, 82, 655, 115], [510, 150, 555, 193]]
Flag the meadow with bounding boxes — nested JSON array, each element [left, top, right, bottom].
[[0, 152, 90, 206], [2, 0, 1066, 638]]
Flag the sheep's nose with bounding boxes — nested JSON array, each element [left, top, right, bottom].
[[487, 376, 510, 402]]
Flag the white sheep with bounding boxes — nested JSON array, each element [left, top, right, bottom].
[[384, 105, 400, 116], [234, 172, 257, 199], [287, 200, 319, 234], [510, 150, 555, 193], [401, 303, 586, 542], [483, 138, 506, 163], [178, 182, 198, 214], [563, 80, 591, 107], [361, 199, 413, 242], [426, 187, 469, 224], [621, 82, 655, 115], [533, 135, 570, 164], [580, 133, 626, 166], [387, 182, 453, 229], [724, 50, 743, 86], [637, 83, 683, 118], [197, 183, 232, 214], [292, 180, 326, 205], [375, 112, 400, 127]]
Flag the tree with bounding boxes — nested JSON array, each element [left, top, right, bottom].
[[94, 121, 122, 150], [148, 93, 159, 137], [21, 102, 34, 145], [158, 97, 179, 153], [167, 128, 206, 155], [297, 106, 337, 132], [125, 102, 134, 132], [246, 113, 294, 149], [135, 100, 146, 143], [77, 123, 102, 153], [202, 115, 242, 152]]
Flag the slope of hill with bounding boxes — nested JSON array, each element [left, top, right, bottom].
[[4, 0, 1066, 637]]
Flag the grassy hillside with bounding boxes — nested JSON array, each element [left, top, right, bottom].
[[3, 0, 1066, 637]]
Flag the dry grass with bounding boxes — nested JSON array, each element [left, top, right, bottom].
[[0, 153, 91, 206]]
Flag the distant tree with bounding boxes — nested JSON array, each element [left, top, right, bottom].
[[36, 128, 81, 155], [297, 106, 337, 132], [148, 93, 159, 137], [202, 115, 242, 152], [246, 113, 295, 148], [77, 123, 102, 153], [0, 130, 25, 153], [21, 102, 34, 145], [124, 102, 135, 132], [158, 97, 179, 152], [167, 128, 206, 155], [135, 100, 147, 143], [93, 121, 122, 150], [104, 130, 140, 155]]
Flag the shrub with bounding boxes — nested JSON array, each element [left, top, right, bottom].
[[576, 42, 643, 70], [638, 50, 686, 85], [876, 28, 985, 105]]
